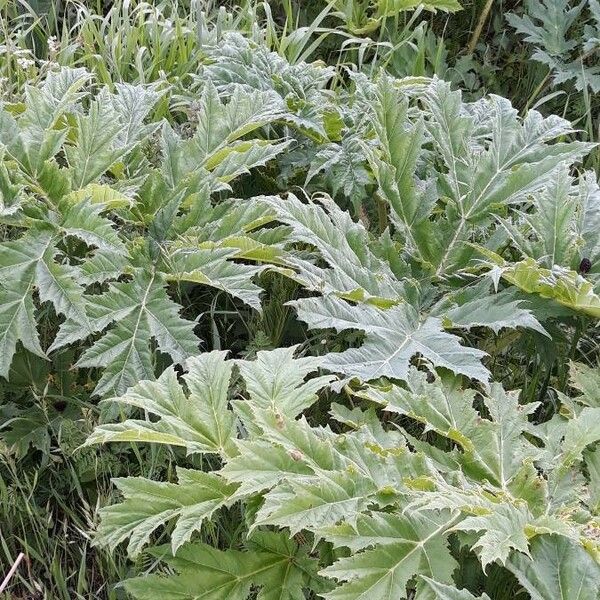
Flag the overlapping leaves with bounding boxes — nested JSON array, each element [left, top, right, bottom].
[[0, 68, 292, 395], [265, 193, 547, 384], [3, 63, 598, 397], [88, 350, 600, 600]]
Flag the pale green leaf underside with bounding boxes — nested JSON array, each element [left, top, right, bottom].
[[506, 535, 600, 600], [292, 295, 489, 382]]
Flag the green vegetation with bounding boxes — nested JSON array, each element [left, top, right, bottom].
[[0, 1, 598, 599]]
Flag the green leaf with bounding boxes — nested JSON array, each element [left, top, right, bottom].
[[0, 153, 24, 216], [499, 166, 578, 267], [204, 33, 334, 139], [421, 80, 592, 275], [372, 370, 540, 487], [65, 91, 127, 189], [569, 361, 600, 408], [163, 82, 290, 190], [237, 346, 336, 418], [192, 82, 286, 161], [262, 193, 404, 305], [369, 76, 428, 252], [418, 577, 490, 600], [376, 0, 462, 16], [75, 271, 199, 397], [110, 82, 164, 148], [164, 246, 266, 311], [59, 198, 125, 252], [0, 404, 53, 458], [321, 511, 459, 600], [292, 295, 489, 382], [0, 228, 97, 376], [584, 447, 600, 513], [0, 280, 46, 377], [65, 84, 161, 189], [372, 368, 483, 450], [210, 139, 292, 184], [95, 469, 236, 557], [3, 68, 89, 173], [79, 250, 128, 285], [254, 469, 379, 534], [85, 351, 236, 454], [65, 183, 134, 209], [506, 0, 583, 55], [453, 503, 531, 567], [506, 0, 600, 92], [123, 532, 320, 600], [560, 407, 600, 467], [506, 535, 600, 600], [220, 440, 314, 498], [306, 135, 372, 210], [577, 171, 600, 266], [440, 287, 548, 336], [481, 252, 600, 318]]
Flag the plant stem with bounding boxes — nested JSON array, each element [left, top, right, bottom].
[[0, 552, 25, 593], [467, 0, 495, 54], [375, 195, 389, 233]]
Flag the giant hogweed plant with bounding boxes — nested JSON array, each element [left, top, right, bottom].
[[1, 49, 599, 417], [81, 44, 600, 600], [0, 56, 345, 457], [0, 66, 300, 399], [507, 0, 600, 94], [260, 76, 600, 388], [287, 73, 600, 332], [212, 36, 600, 313], [1, 44, 600, 597], [69, 46, 600, 598], [86, 348, 600, 599], [179, 34, 599, 298]]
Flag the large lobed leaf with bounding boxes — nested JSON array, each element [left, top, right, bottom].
[[292, 295, 490, 382], [89, 350, 600, 599]]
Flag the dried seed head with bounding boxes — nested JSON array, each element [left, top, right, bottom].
[[579, 258, 592, 274], [53, 400, 67, 412]]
